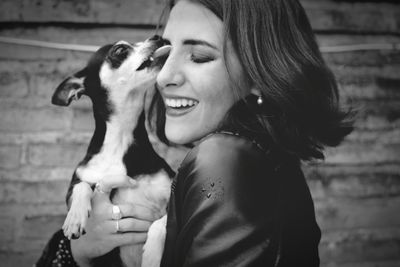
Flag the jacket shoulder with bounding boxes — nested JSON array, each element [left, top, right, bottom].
[[180, 132, 271, 172]]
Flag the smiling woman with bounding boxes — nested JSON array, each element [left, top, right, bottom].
[[152, 0, 353, 266], [155, 2, 250, 145]]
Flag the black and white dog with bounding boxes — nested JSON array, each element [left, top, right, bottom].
[[52, 35, 173, 267]]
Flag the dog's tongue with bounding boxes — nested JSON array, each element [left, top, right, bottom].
[[153, 45, 171, 58]]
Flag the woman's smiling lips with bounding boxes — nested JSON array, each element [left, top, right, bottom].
[[162, 94, 199, 117]]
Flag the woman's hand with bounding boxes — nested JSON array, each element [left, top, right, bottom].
[[70, 176, 160, 267]]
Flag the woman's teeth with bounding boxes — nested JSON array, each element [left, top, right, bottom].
[[165, 98, 198, 108]]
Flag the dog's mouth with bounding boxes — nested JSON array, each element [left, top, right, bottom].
[[136, 45, 171, 71]]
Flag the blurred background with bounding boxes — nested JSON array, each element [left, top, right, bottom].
[[0, 0, 399, 266]]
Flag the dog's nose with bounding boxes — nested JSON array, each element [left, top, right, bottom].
[[149, 35, 168, 48], [149, 35, 161, 41]]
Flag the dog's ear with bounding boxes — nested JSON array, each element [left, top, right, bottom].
[[52, 68, 87, 106]]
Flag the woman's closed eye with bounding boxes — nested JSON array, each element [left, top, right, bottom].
[[190, 51, 215, 64]]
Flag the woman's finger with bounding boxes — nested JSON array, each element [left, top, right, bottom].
[[97, 175, 137, 193], [93, 202, 160, 222], [91, 176, 137, 208], [103, 218, 152, 234], [111, 232, 148, 247], [118, 217, 152, 233], [90, 191, 113, 221], [118, 203, 161, 222]]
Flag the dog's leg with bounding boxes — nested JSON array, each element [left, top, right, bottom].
[[141, 215, 167, 267], [63, 181, 93, 239]]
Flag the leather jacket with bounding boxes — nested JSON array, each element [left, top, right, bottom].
[[161, 132, 321, 267]]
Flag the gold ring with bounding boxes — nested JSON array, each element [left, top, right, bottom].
[[112, 205, 122, 220]]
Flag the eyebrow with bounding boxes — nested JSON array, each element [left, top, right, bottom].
[[162, 38, 218, 51], [184, 39, 218, 50]]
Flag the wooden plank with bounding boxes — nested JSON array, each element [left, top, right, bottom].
[[315, 196, 400, 230], [0, 1, 398, 33], [0, 27, 155, 60], [0, 0, 166, 25], [320, 228, 400, 263]]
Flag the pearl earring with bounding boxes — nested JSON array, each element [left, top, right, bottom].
[[257, 95, 263, 105], [251, 88, 263, 106]]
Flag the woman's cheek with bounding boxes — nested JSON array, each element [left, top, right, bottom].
[[164, 64, 234, 144]]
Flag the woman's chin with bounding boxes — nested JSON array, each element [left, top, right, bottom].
[[166, 132, 191, 146], [165, 126, 198, 146]]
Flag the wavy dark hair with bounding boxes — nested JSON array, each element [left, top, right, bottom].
[[150, 0, 354, 161]]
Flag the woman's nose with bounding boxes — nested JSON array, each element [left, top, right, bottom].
[[156, 52, 184, 90]]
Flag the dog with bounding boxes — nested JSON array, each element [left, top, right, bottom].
[[51, 35, 173, 267]]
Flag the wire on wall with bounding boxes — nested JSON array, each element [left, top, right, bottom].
[[0, 36, 99, 52], [0, 36, 399, 54]]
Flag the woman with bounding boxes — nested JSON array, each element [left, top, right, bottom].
[[36, 0, 353, 266]]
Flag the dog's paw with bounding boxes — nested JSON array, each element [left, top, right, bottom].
[[62, 201, 92, 240], [141, 215, 167, 267]]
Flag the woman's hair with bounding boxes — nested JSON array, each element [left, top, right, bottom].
[[152, 0, 354, 160]]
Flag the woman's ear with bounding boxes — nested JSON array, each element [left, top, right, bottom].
[[251, 88, 261, 97], [250, 88, 264, 105]]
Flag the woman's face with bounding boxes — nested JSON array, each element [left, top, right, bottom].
[[157, 0, 250, 145]]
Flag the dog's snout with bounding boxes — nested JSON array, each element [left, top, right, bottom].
[[149, 35, 161, 41], [148, 35, 167, 48]]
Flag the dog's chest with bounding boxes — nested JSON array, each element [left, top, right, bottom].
[[76, 116, 135, 184]]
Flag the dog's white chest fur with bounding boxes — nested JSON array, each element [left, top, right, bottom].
[[76, 113, 135, 184]]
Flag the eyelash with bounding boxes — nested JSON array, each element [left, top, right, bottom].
[[190, 54, 214, 64]]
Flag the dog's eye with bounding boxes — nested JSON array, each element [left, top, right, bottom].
[[114, 46, 126, 56], [110, 44, 131, 58], [107, 44, 132, 68]]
